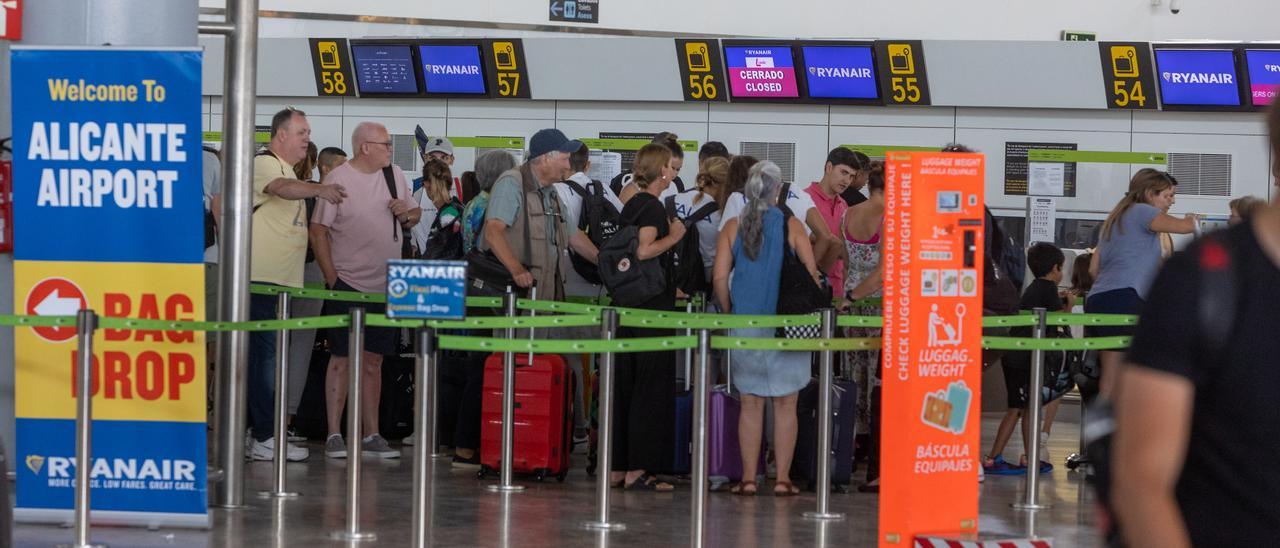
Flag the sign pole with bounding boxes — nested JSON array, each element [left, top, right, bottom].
[[260, 292, 298, 499], [411, 326, 438, 547]]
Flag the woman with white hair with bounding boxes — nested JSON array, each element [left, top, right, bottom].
[[711, 161, 820, 497]]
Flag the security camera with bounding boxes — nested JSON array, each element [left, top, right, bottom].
[[1170, 0, 1182, 14]]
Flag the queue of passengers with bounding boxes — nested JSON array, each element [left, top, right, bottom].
[[203, 107, 1270, 508]]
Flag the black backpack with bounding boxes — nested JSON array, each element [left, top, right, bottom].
[[421, 198, 465, 260], [664, 195, 719, 296], [562, 179, 621, 284], [597, 198, 667, 307]]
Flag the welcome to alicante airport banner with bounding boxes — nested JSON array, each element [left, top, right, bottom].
[[10, 47, 208, 528]]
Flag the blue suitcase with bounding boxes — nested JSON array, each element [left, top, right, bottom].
[[795, 378, 857, 491]]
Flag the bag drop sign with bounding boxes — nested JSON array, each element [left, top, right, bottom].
[[386, 259, 467, 320], [880, 151, 985, 546], [10, 48, 208, 528]]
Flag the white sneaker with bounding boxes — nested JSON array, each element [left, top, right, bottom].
[[1039, 432, 1051, 464], [402, 434, 416, 446], [248, 437, 309, 462], [978, 461, 985, 483]]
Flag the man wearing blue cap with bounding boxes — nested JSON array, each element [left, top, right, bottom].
[[478, 128, 598, 300]]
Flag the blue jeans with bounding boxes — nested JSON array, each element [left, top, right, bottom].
[[248, 286, 280, 442]]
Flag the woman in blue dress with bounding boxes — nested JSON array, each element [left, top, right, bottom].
[[711, 161, 821, 496]]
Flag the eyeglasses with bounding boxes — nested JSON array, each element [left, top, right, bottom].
[[368, 141, 393, 149]]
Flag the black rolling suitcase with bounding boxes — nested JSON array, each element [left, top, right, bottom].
[[794, 378, 857, 492]]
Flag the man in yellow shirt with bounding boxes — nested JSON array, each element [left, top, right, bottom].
[[247, 108, 345, 461]]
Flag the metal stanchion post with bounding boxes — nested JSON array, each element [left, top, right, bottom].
[[412, 326, 438, 547], [690, 328, 712, 548], [1013, 307, 1052, 511], [260, 292, 298, 499], [427, 324, 448, 459], [488, 290, 525, 492], [683, 299, 694, 388], [331, 308, 376, 541], [804, 309, 846, 521], [583, 309, 624, 531], [65, 310, 105, 548]]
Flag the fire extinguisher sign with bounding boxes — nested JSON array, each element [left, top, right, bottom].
[[1, 0, 21, 42]]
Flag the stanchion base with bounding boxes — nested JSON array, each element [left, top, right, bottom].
[[486, 484, 526, 493], [581, 521, 627, 531], [1011, 503, 1052, 510], [256, 490, 300, 499], [329, 531, 378, 541], [429, 452, 451, 459], [209, 504, 249, 510], [801, 511, 847, 521], [56, 543, 108, 548]]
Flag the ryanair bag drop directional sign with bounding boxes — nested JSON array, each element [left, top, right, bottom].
[[9, 48, 208, 528]]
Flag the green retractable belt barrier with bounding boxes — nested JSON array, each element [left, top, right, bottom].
[[437, 335, 699, 354]]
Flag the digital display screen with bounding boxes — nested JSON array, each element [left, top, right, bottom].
[[800, 45, 878, 100], [724, 45, 799, 99], [418, 44, 487, 95], [1245, 49, 1280, 106], [1153, 49, 1242, 106], [351, 44, 418, 94]]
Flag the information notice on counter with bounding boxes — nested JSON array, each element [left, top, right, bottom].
[[880, 151, 984, 547], [1004, 141, 1077, 197]]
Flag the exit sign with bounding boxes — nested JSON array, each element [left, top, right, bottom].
[[1061, 30, 1097, 41]]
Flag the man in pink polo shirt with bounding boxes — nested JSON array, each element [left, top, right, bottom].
[[311, 121, 421, 460], [804, 147, 870, 297]]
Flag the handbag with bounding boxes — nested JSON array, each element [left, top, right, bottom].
[[466, 194, 531, 297], [775, 207, 831, 339]]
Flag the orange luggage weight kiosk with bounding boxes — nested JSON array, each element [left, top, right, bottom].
[[880, 151, 986, 546]]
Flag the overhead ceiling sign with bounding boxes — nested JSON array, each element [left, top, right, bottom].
[[1, 0, 22, 41], [550, 0, 598, 24]]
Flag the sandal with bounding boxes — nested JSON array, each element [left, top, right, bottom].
[[773, 481, 800, 497], [729, 481, 757, 496], [626, 473, 674, 492]]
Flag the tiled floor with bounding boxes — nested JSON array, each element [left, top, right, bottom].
[[14, 407, 1100, 547]]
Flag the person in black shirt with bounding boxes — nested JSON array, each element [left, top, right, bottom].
[[1112, 104, 1280, 547], [611, 144, 686, 492], [984, 243, 1069, 475]]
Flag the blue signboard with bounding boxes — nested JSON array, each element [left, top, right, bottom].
[[1154, 49, 1242, 106], [801, 45, 879, 100], [418, 45, 488, 95], [386, 260, 468, 320], [10, 47, 208, 529], [723, 44, 800, 99], [351, 44, 419, 94], [10, 49, 203, 264]]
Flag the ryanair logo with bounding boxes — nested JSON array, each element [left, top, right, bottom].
[[1161, 71, 1234, 84], [26, 455, 199, 491], [26, 455, 45, 475], [422, 64, 480, 76]]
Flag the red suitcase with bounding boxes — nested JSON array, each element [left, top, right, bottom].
[[480, 353, 573, 482]]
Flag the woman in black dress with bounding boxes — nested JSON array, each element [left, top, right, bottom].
[[611, 144, 686, 491]]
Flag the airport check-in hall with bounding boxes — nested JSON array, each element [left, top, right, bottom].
[[1, 0, 1279, 546]]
